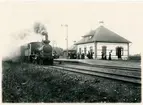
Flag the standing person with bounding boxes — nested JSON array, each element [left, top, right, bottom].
[[83, 53, 85, 59], [105, 55, 107, 60], [68, 52, 70, 59], [103, 53, 106, 60], [108, 50, 112, 60], [81, 52, 84, 59], [77, 53, 80, 59], [91, 52, 93, 59], [87, 51, 90, 59], [101, 52, 104, 59]]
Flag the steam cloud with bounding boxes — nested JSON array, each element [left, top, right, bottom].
[[2, 29, 43, 62]]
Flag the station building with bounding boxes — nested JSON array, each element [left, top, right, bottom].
[[75, 25, 131, 60]]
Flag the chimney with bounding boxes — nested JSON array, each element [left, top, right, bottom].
[[42, 31, 48, 41], [45, 33, 48, 41], [73, 41, 76, 44], [99, 21, 104, 26], [41, 31, 50, 44]]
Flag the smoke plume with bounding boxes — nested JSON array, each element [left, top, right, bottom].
[[2, 29, 43, 62], [1, 22, 49, 62]]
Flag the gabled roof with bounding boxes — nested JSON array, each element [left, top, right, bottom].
[[75, 26, 131, 45]]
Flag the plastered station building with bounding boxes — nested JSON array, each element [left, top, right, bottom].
[[75, 25, 131, 60]]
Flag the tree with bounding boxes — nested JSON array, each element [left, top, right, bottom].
[[53, 47, 64, 56]]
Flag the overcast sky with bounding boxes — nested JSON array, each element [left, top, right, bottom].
[[0, 1, 143, 57]]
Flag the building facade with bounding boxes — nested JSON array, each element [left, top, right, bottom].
[[75, 25, 131, 60]]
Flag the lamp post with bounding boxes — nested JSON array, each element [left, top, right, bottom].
[[61, 24, 68, 58]]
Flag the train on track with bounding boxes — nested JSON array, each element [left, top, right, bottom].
[[20, 31, 54, 65]]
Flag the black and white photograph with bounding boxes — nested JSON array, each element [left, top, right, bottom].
[[0, 0, 142, 103]]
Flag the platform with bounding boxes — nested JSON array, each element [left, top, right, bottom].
[[54, 59, 141, 69]]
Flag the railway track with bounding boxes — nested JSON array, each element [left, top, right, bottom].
[[44, 64, 141, 84], [85, 64, 141, 71], [58, 64, 141, 78], [54, 60, 141, 72]]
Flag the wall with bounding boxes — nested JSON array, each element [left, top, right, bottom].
[[96, 42, 128, 60], [77, 43, 95, 58]]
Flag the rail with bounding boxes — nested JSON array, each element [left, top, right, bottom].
[[44, 64, 141, 84]]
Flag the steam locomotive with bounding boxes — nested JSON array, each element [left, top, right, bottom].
[[20, 32, 53, 65]]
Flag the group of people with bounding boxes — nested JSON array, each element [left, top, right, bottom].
[[68, 50, 112, 60], [101, 50, 112, 60], [68, 51, 94, 59], [68, 52, 77, 59], [86, 51, 94, 59], [77, 51, 94, 59]]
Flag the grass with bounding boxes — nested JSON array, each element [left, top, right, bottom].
[[129, 55, 141, 61], [2, 61, 141, 103]]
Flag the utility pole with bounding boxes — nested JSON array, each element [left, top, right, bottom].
[[61, 24, 68, 58]]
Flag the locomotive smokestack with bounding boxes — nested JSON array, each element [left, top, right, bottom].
[[42, 31, 50, 44], [42, 31, 48, 41], [45, 33, 48, 41]]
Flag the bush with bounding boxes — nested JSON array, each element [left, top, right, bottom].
[[129, 54, 141, 61]]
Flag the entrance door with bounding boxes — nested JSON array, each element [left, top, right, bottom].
[[102, 46, 107, 59], [116, 47, 123, 58]]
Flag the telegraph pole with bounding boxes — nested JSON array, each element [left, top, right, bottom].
[[61, 24, 68, 58]]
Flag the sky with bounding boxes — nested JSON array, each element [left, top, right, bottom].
[[0, 1, 143, 58]]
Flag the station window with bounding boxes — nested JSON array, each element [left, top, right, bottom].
[[102, 46, 107, 54], [90, 46, 93, 52]]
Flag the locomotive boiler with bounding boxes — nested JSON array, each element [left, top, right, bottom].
[[21, 32, 53, 65]]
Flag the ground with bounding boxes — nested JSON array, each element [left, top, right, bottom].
[[2, 61, 141, 103]]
